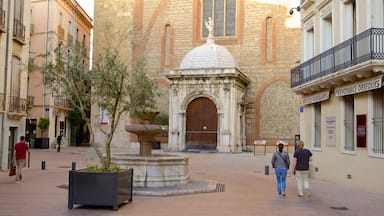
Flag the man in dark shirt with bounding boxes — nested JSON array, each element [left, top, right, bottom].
[[57, 134, 62, 152], [293, 140, 313, 197], [13, 136, 30, 183]]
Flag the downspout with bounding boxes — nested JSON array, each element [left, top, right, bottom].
[[44, 0, 50, 118], [1, 0, 13, 169]]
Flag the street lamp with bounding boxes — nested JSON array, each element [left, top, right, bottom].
[[289, 6, 301, 15]]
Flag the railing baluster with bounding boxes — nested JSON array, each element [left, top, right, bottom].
[[291, 28, 383, 89]]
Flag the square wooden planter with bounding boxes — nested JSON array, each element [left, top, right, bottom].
[[68, 168, 133, 210]]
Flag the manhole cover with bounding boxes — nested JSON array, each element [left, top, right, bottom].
[[330, 206, 348, 210]]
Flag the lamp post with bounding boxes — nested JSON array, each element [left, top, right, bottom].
[[289, 6, 301, 15]]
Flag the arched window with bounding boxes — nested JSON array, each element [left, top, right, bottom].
[[202, 0, 236, 37], [265, 17, 272, 63], [161, 24, 173, 68], [164, 24, 171, 66]]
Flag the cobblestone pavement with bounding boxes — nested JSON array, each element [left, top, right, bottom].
[[0, 147, 383, 216]]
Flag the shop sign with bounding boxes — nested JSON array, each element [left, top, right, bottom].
[[335, 76, 382, 96]]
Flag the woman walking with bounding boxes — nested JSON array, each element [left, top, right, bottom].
[[271, 141, 290, 197]]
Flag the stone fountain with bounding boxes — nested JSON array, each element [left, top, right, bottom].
[[111, 123, 190, 188]]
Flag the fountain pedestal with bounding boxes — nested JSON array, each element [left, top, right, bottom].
[[111, 124, 190, 187]]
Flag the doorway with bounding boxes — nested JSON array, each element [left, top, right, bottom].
[[8, 127, 17, 167], [185, 97, 217, 150]]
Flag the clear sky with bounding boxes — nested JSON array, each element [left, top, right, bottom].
[[77, 0, 94, 19]]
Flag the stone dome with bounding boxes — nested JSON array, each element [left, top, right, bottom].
[[180, 38, 237, 69]]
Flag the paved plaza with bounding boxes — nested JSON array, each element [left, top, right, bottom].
[[0, 146, 383, 216]]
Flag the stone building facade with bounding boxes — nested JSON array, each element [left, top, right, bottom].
[[28, 0, 92, 148], [0, 0, 31, 170], [93, 0, 301, 151], [292, 0, 384, 194]]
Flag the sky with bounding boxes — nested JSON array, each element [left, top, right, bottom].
[[77, 0, 94, 19]]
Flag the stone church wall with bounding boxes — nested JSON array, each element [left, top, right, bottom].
[[93, 0, 301, 148]]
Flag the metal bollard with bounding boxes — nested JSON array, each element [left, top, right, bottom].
[[41, 160, 46, 170], [264, 165, 269, 175], [71, 162, 76, 171]]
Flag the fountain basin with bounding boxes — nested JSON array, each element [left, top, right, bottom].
[[111, 153, 190, 187]]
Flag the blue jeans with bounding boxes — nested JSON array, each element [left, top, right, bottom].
[[275, 167, 287, 195]]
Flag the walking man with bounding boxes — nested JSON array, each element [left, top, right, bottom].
[[57, 133, 62, 152], [13, 136, 30, 183], [293, 140, 313, 197]]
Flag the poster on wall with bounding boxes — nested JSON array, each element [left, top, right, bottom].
[[100, 108, 109, 125], [326, 116, 336, 147]]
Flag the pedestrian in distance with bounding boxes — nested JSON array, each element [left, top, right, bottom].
[[271, 141, 290, 197], [292, 140, 313, 198], [13, 136, 30, 183], [57, 133, 62, 152]]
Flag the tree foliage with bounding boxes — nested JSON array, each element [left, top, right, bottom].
[[37, 117, 50, 129], [41, 27, 157, 170]]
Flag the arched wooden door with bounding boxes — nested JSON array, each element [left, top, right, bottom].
[[186, 97, 217, 150]]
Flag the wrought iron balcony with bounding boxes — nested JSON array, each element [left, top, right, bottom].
[[13, 19, 25, 44], [291, 28, 384, 93], [54, 96, 72, 110], [57, 26, 64, 39], [27, 96, 34, 107], [8, 96, 27, 113], [67, 33, 73, 44], [0, 9, 5, 32], [0, 93, 5, 111]]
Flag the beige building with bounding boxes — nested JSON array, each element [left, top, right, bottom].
[[292, 0, 384, 194], [0, 0, 31, 170], [93, 0, 301, 151], [28, 0, 92, 149]]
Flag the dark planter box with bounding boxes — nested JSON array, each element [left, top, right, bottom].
[[34, 138, 49, 149], [68, 168, 133, 210]]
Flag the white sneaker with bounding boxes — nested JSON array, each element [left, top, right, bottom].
[[304, 189, 311, 197]]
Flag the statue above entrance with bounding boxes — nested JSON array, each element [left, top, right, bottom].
[[205, 17, 214, 38]]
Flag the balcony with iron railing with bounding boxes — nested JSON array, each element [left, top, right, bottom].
[[54, 96, 72, 110], [0, 9, 5, 32], [67, 33, 73, 44], [0, 93, 5, 112], [57, 25, 64, 39], [291, 28, 384, 94], [13, 19, 25, 44], [8, 96, 27, 119], [27, 96, 34, 107]]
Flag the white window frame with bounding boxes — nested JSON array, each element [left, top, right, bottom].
[[368, 88, 384, 158], [320, 5, 333, 52], [341, 95, 355, 154], [312, 102, 322, 150]]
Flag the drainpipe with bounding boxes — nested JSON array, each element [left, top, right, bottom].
[[44, 0, 50, 118], [1, 0, 13, 170]]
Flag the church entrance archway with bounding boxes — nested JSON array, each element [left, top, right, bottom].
[[185, 97, 217, 150]]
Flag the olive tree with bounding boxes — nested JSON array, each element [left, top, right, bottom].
[[42, 28, 156, 170]]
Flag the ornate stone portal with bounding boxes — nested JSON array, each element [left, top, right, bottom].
[[166, 18, 250, 153]]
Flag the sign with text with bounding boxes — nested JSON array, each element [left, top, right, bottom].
[[326, 116, 336, 147], [335, 76, 382, 96]]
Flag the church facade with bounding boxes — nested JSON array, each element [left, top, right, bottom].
[[93, 0, 301, 151]]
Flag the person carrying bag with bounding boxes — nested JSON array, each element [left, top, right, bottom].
[[271, 141, 290, 197]]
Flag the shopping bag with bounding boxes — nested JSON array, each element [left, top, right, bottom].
[[9, 165, 16, 176]]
